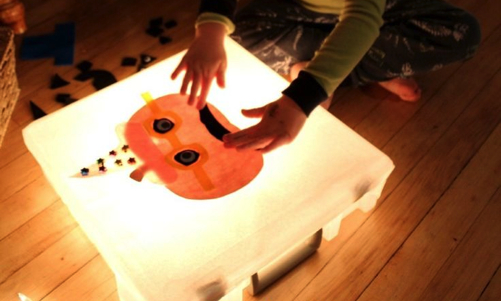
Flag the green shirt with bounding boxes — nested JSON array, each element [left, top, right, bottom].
[[197, 0, 386, 114]]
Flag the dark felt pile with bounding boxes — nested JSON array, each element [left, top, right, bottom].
[[146, 17, 177, 45], [29, 16, 178, 120]]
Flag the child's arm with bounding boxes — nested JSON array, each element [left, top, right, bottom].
[[226, 0, 386, 153]]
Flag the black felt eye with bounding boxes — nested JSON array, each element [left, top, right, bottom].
[[153, 118, 174, 133], [174, 150, 200, 166]]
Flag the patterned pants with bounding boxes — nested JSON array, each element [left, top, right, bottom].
[[230, 0, 481, 87]]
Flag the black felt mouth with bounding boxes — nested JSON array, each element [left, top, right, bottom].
[[199, 106, 231, 141]]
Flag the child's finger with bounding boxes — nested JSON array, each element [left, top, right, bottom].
[[188, 73, 201, 106], [171, 59, 186, 80], [241, 106, 266, 118], [198, 76, 214, 109], [216, 64, 226, 88], [180, 70, 192, 95]]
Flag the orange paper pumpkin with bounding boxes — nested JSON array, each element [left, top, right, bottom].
[[78, 93, 264, 200]]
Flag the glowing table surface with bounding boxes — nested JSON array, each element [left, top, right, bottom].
[[23, 38, 394, 301]]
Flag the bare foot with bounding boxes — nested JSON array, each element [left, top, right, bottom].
[[378, 77, 422, 102]]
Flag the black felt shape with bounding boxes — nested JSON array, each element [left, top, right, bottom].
[[199, 105, 230, 141], [30, 101, 47, 120], [121, 57, 137, 66], [159, 36, 172, 45], [140, 54, 156, 65], [88, 70, 117, 90], [55, 93, 78, 105], [74, 69, 117, 90], [55, 93, 71, 103], [76, 60, 92, 72], [146, 27, 164, 37], [74, 72, 93, 81], [149, 17, 163, 28], [50, 73, 70, 89], [164, 19, 177, 29]]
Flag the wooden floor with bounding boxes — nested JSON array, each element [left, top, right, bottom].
[[1, 0, 500, 300]]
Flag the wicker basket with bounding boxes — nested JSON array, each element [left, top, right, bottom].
[[0, 26, 19, 148]]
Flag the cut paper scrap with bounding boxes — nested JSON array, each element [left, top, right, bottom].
[[74, 93, 264, 200], [20, 22, 75, 65]]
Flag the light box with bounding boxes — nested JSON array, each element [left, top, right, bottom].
[[23, 38, 394, 301]]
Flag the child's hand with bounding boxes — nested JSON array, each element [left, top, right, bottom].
[[223, 95, 307, 153], [171, 22, 227, 110]]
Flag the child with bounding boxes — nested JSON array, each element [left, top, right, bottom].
[[172, 0, 480, 153]]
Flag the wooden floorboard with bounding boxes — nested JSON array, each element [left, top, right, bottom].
[[291, 66, 501, 300], [418, 187, 501, 301], [377, 23, 501, 199], [41, 255, 115, 301], [1, 0, 500, 300], [358, 91, 501, 301], [0, 176, 58, 240], [0, 227, 98, 301], [0, 153, 44, 204], [0, 201, 77, 284], [477, 265, 501, 301]]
